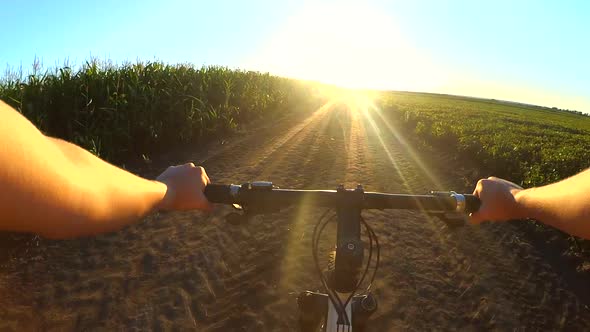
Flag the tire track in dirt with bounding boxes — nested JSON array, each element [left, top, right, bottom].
[[342, 107, 373, 187], [196, 101, 336, 182]]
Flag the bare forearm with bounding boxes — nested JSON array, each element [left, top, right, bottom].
[[516, 168, 590, 238], [0, 101, 166, 238], [42, 138, 167, 237]]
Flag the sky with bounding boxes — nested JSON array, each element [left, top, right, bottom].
[[1, 0, 589, 112]]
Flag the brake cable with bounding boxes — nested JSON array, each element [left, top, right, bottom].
[[312, 211, 347, 324], [312, 211, 381, 327], [364, 216, 380, 291]]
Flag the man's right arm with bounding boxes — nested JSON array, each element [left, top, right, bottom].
[[471, 169, 590, 239]]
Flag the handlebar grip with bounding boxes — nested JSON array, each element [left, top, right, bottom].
[[204, 184, 234, 204], [464, 194, 481, 214]]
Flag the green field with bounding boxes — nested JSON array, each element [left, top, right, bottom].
[[377, 92, 590, 187]]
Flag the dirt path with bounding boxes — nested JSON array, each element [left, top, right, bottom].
[[1, 103, 590, 331]]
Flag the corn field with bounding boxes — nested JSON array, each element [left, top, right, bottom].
[[0, 60, 323, 163]]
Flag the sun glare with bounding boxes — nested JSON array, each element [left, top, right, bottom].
[[314, 84, 376, 111], [246, 2, 449, 93]]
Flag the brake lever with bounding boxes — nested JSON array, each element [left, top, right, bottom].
[[224, 204, 255, 225]]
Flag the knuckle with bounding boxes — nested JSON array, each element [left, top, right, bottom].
[[195, 166, 205, 174], [189, 165, 205, 175], [186, 162, 196, 168]]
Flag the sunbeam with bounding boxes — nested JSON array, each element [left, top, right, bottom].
[[369, 101, 447, 191], [276, 100, 343, 290], [357, 101, 414, 194], [348, 92, 448, 233]]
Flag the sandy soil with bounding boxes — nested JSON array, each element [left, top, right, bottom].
[[1, 103, 590, 331]]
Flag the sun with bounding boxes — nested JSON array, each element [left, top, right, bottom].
[[314, 84, 377, 113], [246, 2, 449, 93]]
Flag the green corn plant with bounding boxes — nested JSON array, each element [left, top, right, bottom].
[[0, 59, 325, 163]]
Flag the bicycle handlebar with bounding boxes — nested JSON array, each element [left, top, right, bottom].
[[204, 183, 480, 214]]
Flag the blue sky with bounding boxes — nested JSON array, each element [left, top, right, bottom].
[[1, 0, 589, 112]]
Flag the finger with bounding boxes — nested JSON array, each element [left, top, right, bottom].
[[198, 167, 211, 186], [191, 166, 209, 185], [196, 191, 214, 213], [469, 211, 484, 225], [472, 179, 484, 196], [202, 169, 211, 185], [469, 198, 487, 224]]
